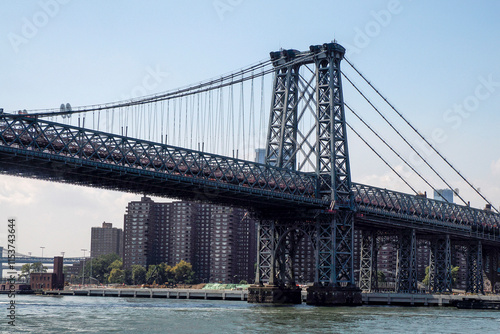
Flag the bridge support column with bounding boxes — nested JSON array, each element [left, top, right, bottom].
[[396, 229, 418, 293], [306, 212, 361, 306], [466, 241, 484, 294], [359, 230, 378, 292], [429, 235, 452, 293], [253, 220, 274, 286], [492, 249, 499, 293], [248, 220, 302, 304], [484, 248, 499, 293]]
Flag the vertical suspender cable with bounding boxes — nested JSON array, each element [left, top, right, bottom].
[[259, 73, 265, 150], [239, 80, 245, 159], [249, 75, 255, 161]]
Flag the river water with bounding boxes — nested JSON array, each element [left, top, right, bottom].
[[2, 295, 499, 333]]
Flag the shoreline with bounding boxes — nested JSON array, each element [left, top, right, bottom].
[[36, 288, 500, 308]]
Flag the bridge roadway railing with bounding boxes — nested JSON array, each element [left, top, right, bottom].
[[353, 183, 500, 239], [0, 115, 319, 205]]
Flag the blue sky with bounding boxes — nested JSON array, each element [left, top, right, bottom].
[[1, 0, 500, 258]]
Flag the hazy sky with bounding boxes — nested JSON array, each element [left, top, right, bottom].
[[1, 0, 500, 257]]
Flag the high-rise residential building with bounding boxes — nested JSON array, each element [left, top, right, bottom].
[[294, 233, 315, 284], [169, 201, 198, 266], [123, 197, 155, 269], [122, 198, 257, 283], [90, 222, 123, 259], [151, 202, 170, 268], [194, 203, 213, 281], [210, 206, 256, 283]]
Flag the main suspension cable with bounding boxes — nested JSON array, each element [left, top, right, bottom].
[[346, 121, 418, 195], [342, 71, 467, 206], [345, 103, 449, 203], [344, 57, 498, 213]]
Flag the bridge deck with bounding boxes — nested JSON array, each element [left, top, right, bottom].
[[0, 114, 499, 242], [0, 115, 322, 213]]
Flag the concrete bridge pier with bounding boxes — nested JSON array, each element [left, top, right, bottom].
[[306, 285, 362, 306], [248, 285, 302, 304]]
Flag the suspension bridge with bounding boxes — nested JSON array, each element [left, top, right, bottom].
[[0, 42, 499, 305], [0, 247, 84, 280]]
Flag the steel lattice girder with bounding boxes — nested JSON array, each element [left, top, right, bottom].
[[275, 228, 301, 286], [266, 44, 357, 287], [315, 219, 334, 284], [255, 220, 315, 286], [314, 210, 355, 286], [265, 65, 299, 170], [314, 48, 352, 207], [265, 44, 353, 209], [429, 236, 452, 293], [359, 230, 378, 292], [255, 220, 274, 284], [396, 229, 418, 293], [352, 183, 500, 235], [2, 118, 500, 233], [0, 115, 321, 211], [466, 241, 484, 294], [333, 210, 355, 285]]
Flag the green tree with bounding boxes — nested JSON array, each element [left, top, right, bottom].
[[131, 265, 146, 285], [172, 260, 195, 284], [124, 268, 133, 285], [423, 266, 431, 286], [108, 268, 125, 284], [30, 262, 47, 273], [377, 271, 386, 283], [19, 263, 32, 281], [83, 253, 121, 284], [451, 266, 459, 284], [108, 259, 123, 271], [423, 265, 460, 287], [146, 264, 168, 285], [165, 265, 175, 285], [18, 262, 47, 282]]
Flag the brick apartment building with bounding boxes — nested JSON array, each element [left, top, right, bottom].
[[30, 257, 64, 290], [91, 222, 123, 258], [123, 198, 257, 283]]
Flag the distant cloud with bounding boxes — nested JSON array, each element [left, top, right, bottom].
[[0, 175, 145, 258]]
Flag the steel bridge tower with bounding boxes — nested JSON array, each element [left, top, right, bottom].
[[248, 42, 362, 305]]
